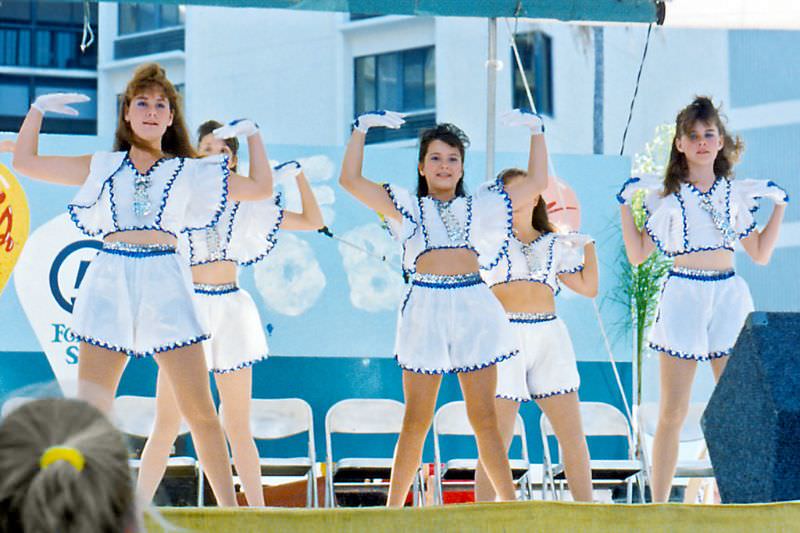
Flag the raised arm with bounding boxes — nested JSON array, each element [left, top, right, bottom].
[[500, 109, 548, 205], [559, 242, 599, 298], [214, 119, 273, 201], [338, 111, 405, 222], [273, 161, 324, 231], [12, 93, 92, 185], [620, 204, 656, 265], [740, 203, 786, 265]]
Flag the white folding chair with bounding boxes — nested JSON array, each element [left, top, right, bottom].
[[638, 402, 714, 500], [432, 401, 533, 504], [541, 401, 643, 503], [111, 395, 197, 501], [324, 398, 424, 507], [0, 395, 36, 418]]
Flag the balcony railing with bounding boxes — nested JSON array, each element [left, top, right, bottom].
[[0, 24, 97, 70], [114, 27, 184, 61]]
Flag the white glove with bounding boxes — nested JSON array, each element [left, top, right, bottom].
[[31, 93, 90, 116], [213, 118, 259, 139], [501, 109, 545, 135], [352, 110, 405, 133], [273, 160, 302, 182]]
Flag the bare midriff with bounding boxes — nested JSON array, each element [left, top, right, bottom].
[[491, 280, 556, 314], [104, 229, 176, 246], [191, 260, 237, 284], [414, 248, 480, 276], [671, 248, 733, 270]]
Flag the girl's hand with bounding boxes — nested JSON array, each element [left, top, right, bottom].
[[273, 160, 302, 182], [213, 118, 259, 139], [31, 93, 90, 116], [501, 109, 545, 135], [352, 110, 405, 133]]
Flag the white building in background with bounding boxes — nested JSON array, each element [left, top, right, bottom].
[[90, 5, 730, 158]]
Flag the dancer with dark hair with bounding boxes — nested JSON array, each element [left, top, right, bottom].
[[339, 111, 547, 505], [618, 96, 788, 502], [137, 120, 323, 506], [12, 63, 276, 506]]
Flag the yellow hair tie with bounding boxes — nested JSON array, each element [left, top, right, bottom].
[[39, 446, 85, 472]]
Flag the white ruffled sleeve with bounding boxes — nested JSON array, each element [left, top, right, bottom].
[[555, 233, 594, 274], [470, 180, 513, 270], [226, 193, 284, 266], [67, 151, 126, 236], [381, 183, 419, 242], [730, 179, 789, 238], [616, 175, 664, 205], [183, 154, 230, 231]]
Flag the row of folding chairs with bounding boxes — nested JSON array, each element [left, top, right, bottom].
[[0, 395, 713, 505]]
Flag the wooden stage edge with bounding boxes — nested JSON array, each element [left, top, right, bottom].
[[146, 500, 800, 532]]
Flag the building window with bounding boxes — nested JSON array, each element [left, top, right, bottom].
[[354, 46, 435, 144], [0, 1, 98, 70], [511, 32, 553, 116], [0, 74, 97, 134], [115, 3, 185, 60]]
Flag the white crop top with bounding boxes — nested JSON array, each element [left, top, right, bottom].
[[382, 181, 512, 276], [617, 176, 789, 257], [68, 151, 229, 238], [180, 193, 283, 266], [481, 231, 593, 295]]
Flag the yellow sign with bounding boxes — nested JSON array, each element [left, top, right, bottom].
[[0, 162, 30, 295]]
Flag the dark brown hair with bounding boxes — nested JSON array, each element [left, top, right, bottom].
[[113, 62, 196, 159], [197, 120, 238, 172], [663, 96, 743, 195], [497, 168, 556, 234], [416, 123, 469, 197]]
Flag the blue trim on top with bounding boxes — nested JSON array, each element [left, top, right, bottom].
[[67, 157, 127, 237], [508, 314, 557, 324], [183, 157, 230, 232], [411, 273, 483, 289], [480, 180, 514, 272], [395, 349, 518, 375], [668, 269, 734, 282], [418, 195, 430, 248], [381, 183, 416, 223], [675, 190, 690, 252], [381, 183, 418, 276], [616, 176, 641, 204], [464, 195, 474, 244], [766, 180, 790, 203], [238, 192, 285, 267], [154, 157, 184, 228], [100, 246, 176, 259]]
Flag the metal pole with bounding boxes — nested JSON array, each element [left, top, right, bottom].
[[486, 17, 498, 180]]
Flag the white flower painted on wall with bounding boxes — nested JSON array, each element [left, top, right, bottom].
[[337, 223, 404, 312], [253, 233, 326, 316]]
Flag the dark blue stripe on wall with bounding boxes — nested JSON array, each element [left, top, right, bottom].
[[0, 352, 632, 462]]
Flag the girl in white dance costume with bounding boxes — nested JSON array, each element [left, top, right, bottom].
[[339, 111, 547, 505], [137, 120, 323, 506], [473, 109, 596, 502], [617, 96, 788, 502], [12, 63, 275, 506]]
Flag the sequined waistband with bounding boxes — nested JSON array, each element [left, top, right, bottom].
[[669, 266, 735, 281], [101, 241, 176, 257], [411, 272, 483, 289], [507, 312, 557, 324], [193, 282, 239, 295]]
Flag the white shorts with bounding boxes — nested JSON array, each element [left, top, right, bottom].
[[649, 267, 754, 361], [495, 314, 581, 402], [394, 272, 517, 374], [71, 242, 208, 357], [193, 283, 268, 373]]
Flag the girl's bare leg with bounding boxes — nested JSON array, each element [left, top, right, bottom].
[[155, 344, 236, 507], [386, 371, 442, 507], [215, 367, 265, 506], [651, 353, 698, 503], [76, 342, 128, 414], [458, 366, 516, 501], [474, 398, 520, 502]]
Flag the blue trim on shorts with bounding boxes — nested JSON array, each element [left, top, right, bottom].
[[649, 342, 731, 362], [211, 353, 269, 374], [668, 269, 735, 282], [75, 333, 210, 359], [395, 349, 518, 375]]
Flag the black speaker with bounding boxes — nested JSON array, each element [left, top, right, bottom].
[[702, 312, 800, 503]]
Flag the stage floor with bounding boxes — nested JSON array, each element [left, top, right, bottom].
[[145, 500, 800, 532]]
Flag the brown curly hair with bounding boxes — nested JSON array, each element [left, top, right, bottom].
[[113, 62, 196, 158], [663, 96, 743, 196]]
